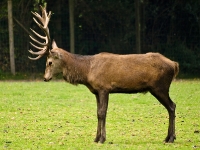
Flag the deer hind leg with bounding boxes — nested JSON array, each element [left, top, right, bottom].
[[150, 88, 176, 143], [94, 91, 109, 143]]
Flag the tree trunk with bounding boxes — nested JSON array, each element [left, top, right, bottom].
[[8, 0, 15, 75], [140, 0, 145, 52], [135, 0, 141, 54], [69, 0, 75, 53]]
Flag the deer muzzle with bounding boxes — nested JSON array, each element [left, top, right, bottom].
[[44, 77, 52, 82], [44, 72, 52, 82]]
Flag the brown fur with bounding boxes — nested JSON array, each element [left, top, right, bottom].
[[43, 45, 179, 143]]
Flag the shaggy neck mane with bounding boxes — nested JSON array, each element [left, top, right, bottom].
[[62, 52, 91, 85]]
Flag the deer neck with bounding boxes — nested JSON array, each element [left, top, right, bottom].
[[62, 52, 91, 85]]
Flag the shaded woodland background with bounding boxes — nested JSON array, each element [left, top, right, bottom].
[[0, 0, 200, 75]]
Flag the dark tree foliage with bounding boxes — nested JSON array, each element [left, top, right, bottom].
[[0, 0, 200, 74], [0, 0, 47, 73], [74, 0, 135, 54], [145, 0, 200, 73]]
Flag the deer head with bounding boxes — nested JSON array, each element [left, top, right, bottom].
[[43, 40, 64, 81], [28, 6, 63, 81]]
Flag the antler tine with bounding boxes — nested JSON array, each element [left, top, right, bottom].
[[30, 42, 44, 50], [28, 5, 52, 60], [32, 17, 44, 30], [30, 28, 46, 40], [28, 55, 43, 60], [29, 35, 48, 46], [40, 6, 52, 27], [28, 48, 47, 55]]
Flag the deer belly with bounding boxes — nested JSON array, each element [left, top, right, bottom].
[[109, 80, 149, 93]]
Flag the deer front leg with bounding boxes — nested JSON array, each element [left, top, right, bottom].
[[94, 94, 101, 142], [94, 91, 109, 143]]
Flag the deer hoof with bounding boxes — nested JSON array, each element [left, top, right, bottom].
[[164, 135, 176, 143], [99, 137, 106, 144]]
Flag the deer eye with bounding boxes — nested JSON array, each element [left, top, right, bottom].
[[49, 61, 52, 66]]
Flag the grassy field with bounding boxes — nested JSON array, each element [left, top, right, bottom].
[[0, 80, 199, 149]]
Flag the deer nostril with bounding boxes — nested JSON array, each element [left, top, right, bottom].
[[44, 78, 52, 82]]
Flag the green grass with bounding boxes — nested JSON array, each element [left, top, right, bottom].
[[0, 80, 200, 149]]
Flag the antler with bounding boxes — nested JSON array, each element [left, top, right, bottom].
[[28, 5, 52, 60]]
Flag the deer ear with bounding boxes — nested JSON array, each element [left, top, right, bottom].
[[52, 40, 58, 48]]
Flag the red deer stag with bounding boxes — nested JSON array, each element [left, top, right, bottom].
[[28, 6, 179, 143]]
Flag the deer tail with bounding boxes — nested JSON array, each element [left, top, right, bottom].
[[173, 62, 179, 79]]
